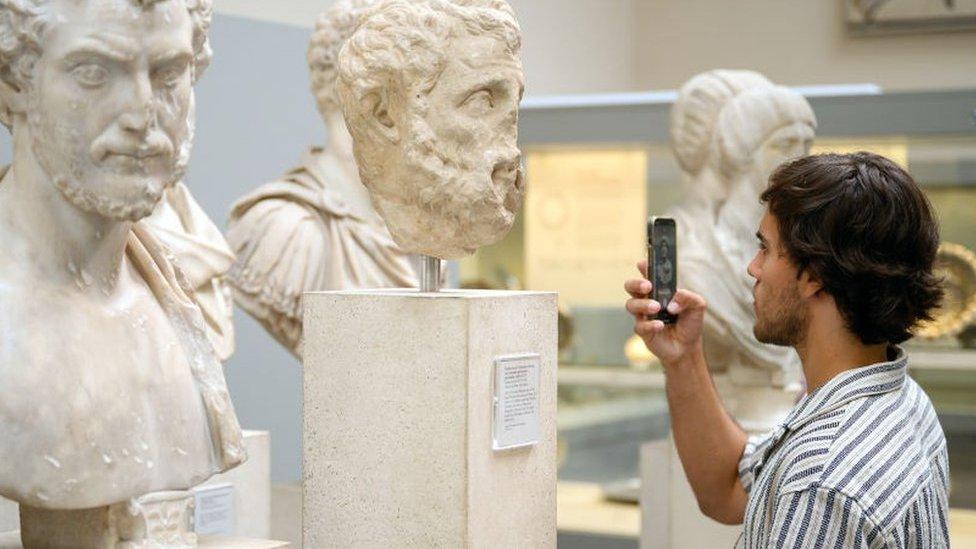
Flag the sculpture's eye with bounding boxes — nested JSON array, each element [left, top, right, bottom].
[[71, 63, 109, 89], [462, 89, 493, 114], [155, 62, 188, 88]]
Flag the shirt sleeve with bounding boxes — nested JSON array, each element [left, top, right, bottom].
[[764, 487, 880, 549], [737, 428, 779, 494]]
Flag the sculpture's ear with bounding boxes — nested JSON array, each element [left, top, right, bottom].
[[0, 68, 28, 123], [362, 89, 399, 144]]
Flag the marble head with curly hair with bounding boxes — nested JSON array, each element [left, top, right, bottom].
[[336, 0, 524, 259]]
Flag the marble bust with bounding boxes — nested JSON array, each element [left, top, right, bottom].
[[0, 0, 243, 529], [336, 0, 525, 260], [226, 0, 417, 358], [145, 181, 237, 361], [667, 70, 817, 432]]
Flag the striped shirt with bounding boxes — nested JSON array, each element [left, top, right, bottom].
[[736, 347, 950, 548]]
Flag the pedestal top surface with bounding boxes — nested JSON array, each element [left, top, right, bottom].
[[0, 532, 289, 549], [306, 288, 557, 299]]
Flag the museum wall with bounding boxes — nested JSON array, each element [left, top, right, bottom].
[[216, 1, 976, 96], [215, 0, 641, 96], [634, 0, 976, 92]]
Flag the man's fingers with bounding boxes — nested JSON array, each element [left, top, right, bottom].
[[666, 289, 707, 314], [637, 260, 648, 278], [624, 278, 653, 298], [626, 298, 661, 317], [635, 319, 666, 337]]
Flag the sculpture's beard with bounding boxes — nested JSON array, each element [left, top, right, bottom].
[[753, 277, 808, 347], [27, 97, 193, 223], [378, 115, 523, 259]]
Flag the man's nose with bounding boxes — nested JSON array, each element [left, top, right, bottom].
[[747, 252, 761, 280], [119, 74, 156, 133]]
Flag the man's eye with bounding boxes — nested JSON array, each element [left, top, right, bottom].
[[462, 90, 493, 112], [155, 64, 187, 87], [71, 63, 109, 88]]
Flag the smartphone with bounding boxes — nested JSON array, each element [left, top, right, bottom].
[[647, 216, 677, 324]]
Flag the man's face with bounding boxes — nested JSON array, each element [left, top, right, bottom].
[[26, 0, 195, 222], [391, 31, 523, 258], [747, 211, 809, 346]]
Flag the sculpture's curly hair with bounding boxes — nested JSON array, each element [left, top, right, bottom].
[[762, 152, 944, 345], [0, 0, 213, 125], [336, 0, 520, 127], [307, 0, 379, 119]]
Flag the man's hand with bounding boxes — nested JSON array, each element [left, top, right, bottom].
[[624, 260, 747, 525], [624, 260, 707, 368]]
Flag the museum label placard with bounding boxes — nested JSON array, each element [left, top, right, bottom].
[[493, 354, 541, 451]]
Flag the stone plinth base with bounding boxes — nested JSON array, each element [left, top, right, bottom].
[[20, 491, 196, 549], [303, 289, 557, 548], [197, 535, 289, 548], [640, 439, 741, 548], [0, 532, 289, 548], [194, 430, 271, 539], [0, 498, 15, 533]]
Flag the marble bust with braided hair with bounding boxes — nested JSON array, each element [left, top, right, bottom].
[[668, 69, 816, 432]]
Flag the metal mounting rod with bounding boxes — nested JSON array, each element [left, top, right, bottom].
[[420, 255, 441, 293]]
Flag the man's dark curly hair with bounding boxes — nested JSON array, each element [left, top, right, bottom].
[[761, 152, 943, 345]]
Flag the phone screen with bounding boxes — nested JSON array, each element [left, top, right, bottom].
[[649, 217, 677, 323]]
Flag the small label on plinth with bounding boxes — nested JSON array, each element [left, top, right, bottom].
[[493, 354, 541, 451], [193, 483, 235, 535]]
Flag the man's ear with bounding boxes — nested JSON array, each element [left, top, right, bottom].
[[362, 89, 399, 144], [798, 268, 823, 300]]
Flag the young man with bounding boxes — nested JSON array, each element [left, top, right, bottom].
[[626, 152, 949, 547]]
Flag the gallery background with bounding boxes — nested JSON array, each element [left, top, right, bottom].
[[0, 0, 973, 495]]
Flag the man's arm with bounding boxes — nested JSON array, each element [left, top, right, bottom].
[[625, 260, 749, 524]]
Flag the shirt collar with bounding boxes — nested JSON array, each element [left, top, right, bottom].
[[781, 345, 908, 432]]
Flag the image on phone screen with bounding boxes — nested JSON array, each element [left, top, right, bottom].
[[649, 217, 677, 324]]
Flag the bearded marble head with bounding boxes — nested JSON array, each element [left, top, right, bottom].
[[0, 0, 212, 222], [336, 0, 524, 260]]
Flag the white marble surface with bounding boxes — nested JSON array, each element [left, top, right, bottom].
[[0, 532, 289, 549], [0, 0, 244, 516], [227, 0, 417, 358], [145, 182, 237, 362], [667, 69, 815, 433], [303, 289, 557, 547], [336, 0, 525, 259], [0, 499, 14, 535], [194, 430, 272, 540], [640, 439, 741, 549], [197, 535, 290, 548]]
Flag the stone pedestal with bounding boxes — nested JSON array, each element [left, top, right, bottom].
[[0, 532, 289, 548], [194, 430, 272, 539], [303, 289, 557, 548], [639, 373, 799, 548], [20, 491, 197, 549], [640, 439, 740, 549], [0, 499, 15, 534]]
